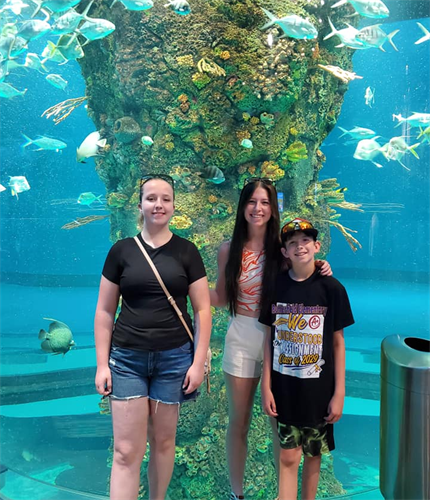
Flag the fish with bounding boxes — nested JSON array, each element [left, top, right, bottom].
[[323, 18, 365, 49], [61, 214, 109, 229], [241, 138, 253, 149], [0, 0, 30, 15], [24, 52, 48, 72], [8, 175, 30, 198], [0, 34, 16, 60], [77, 192, 103, 205], [141, 135, 153, 146], [18, 20, 51, 42], [10, 36, 29, 57], [331, 0, 389, 19], [364, 86, 375, 107], [164, 0, 191, 15], [353, 138, 383, 168], [0, 184, 7, 193], [415, 22, 430, 45], [32, 0, 81, 14], [76, 18, 116, 44], [393, 112, 430, 128], [77, 131, 106, 162], [355, 24, 399, 51], [0, 82, 27, 98], [46, 73, 68, 90], [51, 0, 94, 35], [417, 126, 430, 143], [21, 133, 67, 152], [318, 64, 363, 84], [339, 126, 376, 140], [380, 136, 420, 171], [197, 166, 225, 184], [38, 317, 75, 355], [261, 8, 318, 40], [111, 0, 153, 10], [43, 34, 84, 62]]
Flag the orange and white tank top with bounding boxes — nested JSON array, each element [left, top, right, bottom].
[[237, 248, 265, 312]]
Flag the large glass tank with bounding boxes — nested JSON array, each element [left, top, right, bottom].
[[0, 0, 429, 498]]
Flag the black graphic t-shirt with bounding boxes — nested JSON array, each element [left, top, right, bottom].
[[259, 270, 354, 426], [102, 233, 206, 351]]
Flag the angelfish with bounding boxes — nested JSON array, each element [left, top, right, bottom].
[[77, 131, 106, 162]]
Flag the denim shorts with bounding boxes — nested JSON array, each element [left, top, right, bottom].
[[108, 341, 197, 404], [277, 422, 334, 456]]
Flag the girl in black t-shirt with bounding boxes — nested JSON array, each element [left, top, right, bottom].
[[94, 175, 211, 500]]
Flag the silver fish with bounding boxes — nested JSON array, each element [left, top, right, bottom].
[[111, 0, 153, 10], [21, 133, 67, 151], [380, 137, 420, 170], [356, 24, 399, 51], [46, 73, 68, 90], [393, 112, 430, 128], [18, 20, 51, 42], [0, 82, 27, 98], [331, 0, 389, 19], [364, 87, 375, 108], [339, 126, 376, 140], [77, 18, 115, 44], [353, 138, 383, 168], [323, 18, 365, 49], [51, 1, 94, 35], [261, 8, 318, 40], [24, 52, 48, 72], [8, 175, 30, 197]]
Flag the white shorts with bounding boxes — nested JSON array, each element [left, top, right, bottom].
[[222, 314, 266, 378]]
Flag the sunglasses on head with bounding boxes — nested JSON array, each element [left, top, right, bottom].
[[243, 177, 274, 187], [140, 174, 174, 188], [282, 219, 315, 234]]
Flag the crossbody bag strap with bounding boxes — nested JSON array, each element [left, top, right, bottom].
[[133, 236, 194, 342]]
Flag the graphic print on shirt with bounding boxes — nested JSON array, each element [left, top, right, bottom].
[[237, 249, 265, 312], [272, 302, 328, 379]]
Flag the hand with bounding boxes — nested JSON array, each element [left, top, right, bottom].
[[325, 393, 344, 423], [316, 259, 333, 277], [183, 363, 204, 395], [261, 387, 278, 417], [95, 366, 112, 396]]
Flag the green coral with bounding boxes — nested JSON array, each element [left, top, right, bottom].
[[191, 72, 211, 89], [285, 141, 308, 162]]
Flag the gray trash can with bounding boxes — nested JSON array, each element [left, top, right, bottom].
[[380, 335, 430, 500]]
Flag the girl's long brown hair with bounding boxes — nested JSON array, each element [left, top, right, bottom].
[[225, 181, 281, 315]]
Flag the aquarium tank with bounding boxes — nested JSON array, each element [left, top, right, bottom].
[[0, 0, 429, 498]]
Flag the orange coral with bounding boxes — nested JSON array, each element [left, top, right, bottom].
[[250, 116, 260, 125], [178, 94, 188, 103], [248, 165, 256, 175], [236, 130, 251, 141], [208, 195, 217, 203], [180, 101, 190, 113], [219, 51, 230, 60]]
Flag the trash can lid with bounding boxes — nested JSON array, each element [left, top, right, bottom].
[[381, 335, 430, 394]]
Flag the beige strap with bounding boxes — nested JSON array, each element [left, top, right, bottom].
[[133, 236, 194, 342]]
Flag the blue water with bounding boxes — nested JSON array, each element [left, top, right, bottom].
[[1, 7, 429, 500]]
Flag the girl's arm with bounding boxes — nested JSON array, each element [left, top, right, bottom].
[[325, 329, 345, 423], [94, 276, 120, 396], [184, 276, 212, 393], [209, 241, 230, 307]]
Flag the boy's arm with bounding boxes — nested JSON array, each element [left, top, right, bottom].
[[261, 325, 278, 417], [325, 328, 345, 424]]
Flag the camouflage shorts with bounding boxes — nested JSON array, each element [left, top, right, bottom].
[[277, 422, 334, 457]]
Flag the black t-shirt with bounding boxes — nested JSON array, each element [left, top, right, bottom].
[[102, 233, 206, 351], [259, 270, 354, 426]]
